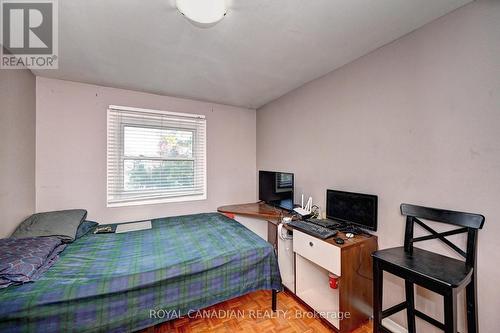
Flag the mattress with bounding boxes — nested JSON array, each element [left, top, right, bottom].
[[0, 213, 282, 333]]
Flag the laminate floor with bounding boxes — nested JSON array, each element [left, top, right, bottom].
[[140, 290, 372, 333]]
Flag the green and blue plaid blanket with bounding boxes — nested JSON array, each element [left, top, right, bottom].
[[0, 213, 282, 332]]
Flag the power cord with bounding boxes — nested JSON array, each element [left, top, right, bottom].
[[311, 205, 321, 219]]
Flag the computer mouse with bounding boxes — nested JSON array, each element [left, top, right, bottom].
[[335, 237, 345, 245]]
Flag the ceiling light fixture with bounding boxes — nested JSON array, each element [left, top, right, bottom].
[[176, 0, 227, 28]]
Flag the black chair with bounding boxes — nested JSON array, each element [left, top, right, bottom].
[[372, 204, 485, 333]]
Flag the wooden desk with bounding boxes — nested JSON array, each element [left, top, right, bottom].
[[292, 228, 377, 332], [218, 202, 291, 247], [218, 202, 377, 333], [218, 202, 289, 224]]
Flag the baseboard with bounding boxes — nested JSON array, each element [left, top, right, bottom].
[[382, 318, 408, 333]]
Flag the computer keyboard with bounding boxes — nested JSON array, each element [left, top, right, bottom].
[[288, 220, 338, 239], [306, 218, 342, 229], [306, 218, 363, 235]]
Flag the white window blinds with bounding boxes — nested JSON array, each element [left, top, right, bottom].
[[107, 106, 206, 206]]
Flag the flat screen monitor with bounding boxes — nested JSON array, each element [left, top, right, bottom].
[[259, 171, 294, 210], [326, 189, 378, 231]]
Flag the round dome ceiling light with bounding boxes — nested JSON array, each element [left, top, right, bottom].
[[176, 0, 227, 28]]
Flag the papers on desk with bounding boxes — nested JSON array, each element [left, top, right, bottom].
[[115, 220, 152, 233]]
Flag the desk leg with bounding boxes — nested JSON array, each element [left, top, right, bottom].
[[268, 221, 277, 249]]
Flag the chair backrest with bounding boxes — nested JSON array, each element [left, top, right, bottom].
[[401, 203, 485, 268]]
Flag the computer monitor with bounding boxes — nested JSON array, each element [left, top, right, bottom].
[[326, 189, 378, 231], [259, 171, 294, 210]]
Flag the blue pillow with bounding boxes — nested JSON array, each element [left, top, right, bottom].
[[75, 221, 98, 239]]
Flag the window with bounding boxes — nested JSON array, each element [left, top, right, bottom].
[[107, 106, 206, 206]]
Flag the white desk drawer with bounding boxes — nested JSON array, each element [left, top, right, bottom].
[[293, 230, 341, 276]]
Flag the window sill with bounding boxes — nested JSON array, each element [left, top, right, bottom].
[[107, 194, 207, 208]]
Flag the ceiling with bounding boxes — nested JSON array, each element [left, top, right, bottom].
[[32, 0, 472, 109]]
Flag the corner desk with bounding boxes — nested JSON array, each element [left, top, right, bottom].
[[217, 202, 378, 333]]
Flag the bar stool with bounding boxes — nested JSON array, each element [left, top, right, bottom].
[[372, 204, 484, 333]]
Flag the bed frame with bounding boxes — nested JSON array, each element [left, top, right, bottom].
[[272, 289, 277, 311]]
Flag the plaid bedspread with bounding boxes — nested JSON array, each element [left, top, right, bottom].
[[0, 213, 282, 333]]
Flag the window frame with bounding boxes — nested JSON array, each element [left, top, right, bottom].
[[107, 105, 207, 207]]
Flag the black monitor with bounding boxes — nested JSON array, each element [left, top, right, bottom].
[[326, 189, 378, 231], [259, 171, 294, 210]]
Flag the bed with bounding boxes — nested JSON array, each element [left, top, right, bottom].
[[0, 213, 282, 333]]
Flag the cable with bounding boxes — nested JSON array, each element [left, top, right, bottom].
[[311, 205, 321, 219], [278, 223, 293, 240]]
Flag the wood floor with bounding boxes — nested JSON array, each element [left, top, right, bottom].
[[141, 290, 372, 333]]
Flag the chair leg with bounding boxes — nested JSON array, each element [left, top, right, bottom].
[[444, 290, 458, 333], [373, 260, 383, 333], [405, 281, 416, 333], [466, 273, 478, 333]]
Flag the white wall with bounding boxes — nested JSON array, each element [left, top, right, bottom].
[[0, 69, 36, 237], [36, 77, 256, 223], [257, 0, 500, 331]]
